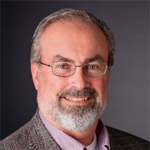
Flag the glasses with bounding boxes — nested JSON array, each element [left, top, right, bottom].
[[38, 61, 108, 77]]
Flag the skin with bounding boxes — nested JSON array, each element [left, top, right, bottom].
[[31, 19, 109, 146]]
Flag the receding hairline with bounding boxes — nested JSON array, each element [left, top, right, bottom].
[[31, 8, 115, 67], [38, 17, 108, 55], [39, 16, 102, 40]]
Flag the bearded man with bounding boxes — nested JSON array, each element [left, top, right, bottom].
[[1, 8, 149, 150]]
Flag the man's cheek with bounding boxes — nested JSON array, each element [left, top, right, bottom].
[[93, 79, 108, 96], [49, 77, 68, 92]]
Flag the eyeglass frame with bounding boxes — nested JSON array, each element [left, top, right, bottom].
[[37, 61, 108, 78]]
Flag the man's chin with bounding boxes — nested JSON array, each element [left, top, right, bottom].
[[38, 97, 107, 132], [49, 100, 107, 132]]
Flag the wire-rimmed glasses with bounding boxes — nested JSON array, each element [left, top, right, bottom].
[[38, 61, 108, 77]]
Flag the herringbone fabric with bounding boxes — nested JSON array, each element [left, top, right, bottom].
[[1, 110, 149, 150]]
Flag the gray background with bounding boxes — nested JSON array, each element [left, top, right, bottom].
[[1, 1, 149, 141]]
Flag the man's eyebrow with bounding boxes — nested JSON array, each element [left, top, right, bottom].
[[85, 55, 105, 63], [53, 55, 75, 63], [52, 54, 104, 64]]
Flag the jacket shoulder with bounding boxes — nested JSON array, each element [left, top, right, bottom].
[[1, 121, 31, 149], [0, 111, 60, 150], [106, 126, 150, 150]]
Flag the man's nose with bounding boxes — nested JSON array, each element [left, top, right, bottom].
[[68, 67, 90, 90]]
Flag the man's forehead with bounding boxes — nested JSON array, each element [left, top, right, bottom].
[[39, 19, 108, 64], [40, 20, 107, 48]]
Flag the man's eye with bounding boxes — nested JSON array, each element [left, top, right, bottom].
[[88, 65, 98, 69], [59, 64, 68, 68]]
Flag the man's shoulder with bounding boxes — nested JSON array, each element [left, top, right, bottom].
[[106, 126, 150, 150], [0, 111, 40, 149], [0, 110, 60, 150], [0, 120, 31, 149]]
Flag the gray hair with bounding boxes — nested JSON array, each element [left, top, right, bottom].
[[30, 8, 115, 67]]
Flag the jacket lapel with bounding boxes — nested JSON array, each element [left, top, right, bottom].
[[28, 110, 61, 150]]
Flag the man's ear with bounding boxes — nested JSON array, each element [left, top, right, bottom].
[[31, 62, 40, 90]]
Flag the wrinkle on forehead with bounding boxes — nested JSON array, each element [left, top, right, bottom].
[[52, 54, 105, 64]]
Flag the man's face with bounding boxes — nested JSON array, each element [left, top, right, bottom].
[[31, 19, 109, 131]]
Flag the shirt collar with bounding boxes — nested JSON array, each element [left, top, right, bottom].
[[96, 120, 110, 150]]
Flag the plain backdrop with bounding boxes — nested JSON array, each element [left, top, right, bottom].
[[1, 1, 149, 141]]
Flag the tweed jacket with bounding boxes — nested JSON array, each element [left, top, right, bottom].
[[1, 110, 149, 150]]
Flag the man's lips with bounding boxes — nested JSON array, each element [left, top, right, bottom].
[[63, 96, 91, 102]]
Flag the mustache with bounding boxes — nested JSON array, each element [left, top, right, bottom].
[[57, 88, 99, 99]]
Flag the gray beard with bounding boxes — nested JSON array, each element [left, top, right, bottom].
[[38, 87, 107, 131], [38, 97, 107, 131], [52, 99, 106, 131]]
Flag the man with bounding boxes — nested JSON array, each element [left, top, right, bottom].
[[1, 8, 149, 150]]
